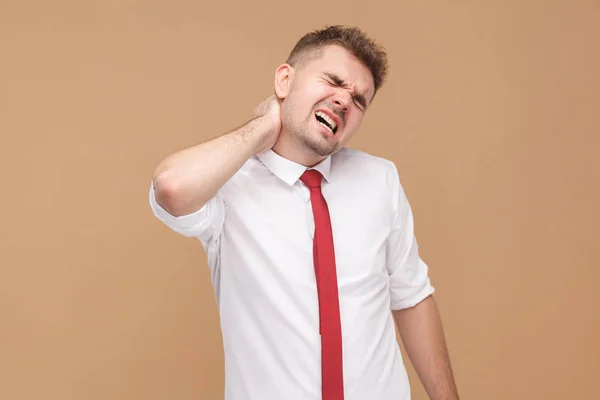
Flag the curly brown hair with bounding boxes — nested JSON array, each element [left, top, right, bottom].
[[285, 25, 389, 95]]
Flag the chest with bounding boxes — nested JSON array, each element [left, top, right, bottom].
[[222, 176, 392, 280]]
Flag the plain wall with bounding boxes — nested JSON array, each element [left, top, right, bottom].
[[1, 1, 599, 399]]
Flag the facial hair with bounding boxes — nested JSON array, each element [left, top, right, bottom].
[[283, 100, 344, 158]]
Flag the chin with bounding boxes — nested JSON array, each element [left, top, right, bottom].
[[303, 137, 338, 157]]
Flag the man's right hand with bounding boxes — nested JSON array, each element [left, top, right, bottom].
[[251, 94, 283, 154]]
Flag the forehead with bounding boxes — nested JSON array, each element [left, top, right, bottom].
[[302, 45, 375, 99]]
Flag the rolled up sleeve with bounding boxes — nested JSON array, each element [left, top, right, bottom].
[[386, 165, 435, 310], [148, 181, 225, 245]]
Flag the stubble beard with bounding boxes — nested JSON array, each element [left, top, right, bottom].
[[300, 125, 337, 157], [285, 111, 337, 158]]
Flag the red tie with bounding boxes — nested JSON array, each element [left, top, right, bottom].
[[300, 169, 344, 400]]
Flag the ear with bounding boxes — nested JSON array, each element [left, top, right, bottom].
[[274, 63, 294, 100]]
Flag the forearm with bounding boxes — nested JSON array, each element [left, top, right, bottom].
[[393, 295, 459, 400], [152, 117, 265, 216]]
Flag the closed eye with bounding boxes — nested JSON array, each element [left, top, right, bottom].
[[353, 99, 365, 111], [324, 73, 367, 111]]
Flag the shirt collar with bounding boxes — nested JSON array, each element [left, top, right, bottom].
[[256, 149, 332, 186]]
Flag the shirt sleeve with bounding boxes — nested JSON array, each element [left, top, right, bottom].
[[386, 164, 435, 310], [148, 181, 225, 246]]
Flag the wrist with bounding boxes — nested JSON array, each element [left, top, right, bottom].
[[243, 115, 272, 155]]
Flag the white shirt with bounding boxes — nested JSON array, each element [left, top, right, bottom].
[[149, 147, 435, 400]]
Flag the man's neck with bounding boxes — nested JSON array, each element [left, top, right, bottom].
[[271, 131, 326, 168]]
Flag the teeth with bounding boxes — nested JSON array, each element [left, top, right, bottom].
[[317, 120, 333, 133], [316, 111, 337, 131]]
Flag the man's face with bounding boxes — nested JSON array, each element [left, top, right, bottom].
[[280, 45, 376, 158]]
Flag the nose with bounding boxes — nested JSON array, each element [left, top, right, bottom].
[[332, 90, 351, 112]]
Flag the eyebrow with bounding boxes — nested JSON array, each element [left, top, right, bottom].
[[324, 72, 369, 109]]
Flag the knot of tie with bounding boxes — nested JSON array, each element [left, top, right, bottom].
[[300, 169, 323, 189]]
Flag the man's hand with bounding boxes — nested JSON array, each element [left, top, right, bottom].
[[251, 94, 283, 154]]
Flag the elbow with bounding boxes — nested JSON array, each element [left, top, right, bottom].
[[153, 169, 184, 216]]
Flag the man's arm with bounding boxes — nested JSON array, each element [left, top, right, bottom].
[[152, 95, 281, 217], [393, 295, 459, 400]]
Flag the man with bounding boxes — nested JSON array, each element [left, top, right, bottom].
[[149, 25, 459, 400]]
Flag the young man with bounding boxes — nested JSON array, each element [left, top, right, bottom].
[[149, 26, 459, 400]]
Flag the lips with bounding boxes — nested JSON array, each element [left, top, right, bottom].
[[314, 108, 341, 135]]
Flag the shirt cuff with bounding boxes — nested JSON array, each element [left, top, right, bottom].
[[148, 181, 221, 239], [389, 274, 436, 310]]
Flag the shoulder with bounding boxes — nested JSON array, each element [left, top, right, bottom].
[[334, 147, 397, 170], [331, 148, 408, 224], [332, 147, 400, 182], [225, 155, 265, 184]]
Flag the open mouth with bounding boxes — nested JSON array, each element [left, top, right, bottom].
[[315, 111, 338, 135]]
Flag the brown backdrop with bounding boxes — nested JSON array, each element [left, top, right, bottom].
[[1, 1, 599, 399]]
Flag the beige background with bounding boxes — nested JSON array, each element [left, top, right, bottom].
[[1, 1, 599, 399]]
